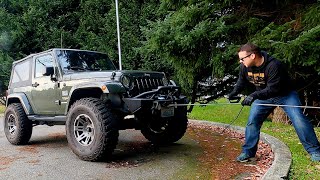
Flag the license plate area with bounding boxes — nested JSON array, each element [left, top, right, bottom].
[[161, 107, 174, 117]]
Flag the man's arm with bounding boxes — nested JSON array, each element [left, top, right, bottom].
[[229, 65, 248, 97]]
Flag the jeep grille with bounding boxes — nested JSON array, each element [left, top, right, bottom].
[[129, 77, 164, 97]]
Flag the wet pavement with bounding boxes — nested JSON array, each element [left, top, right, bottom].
[[0, 116, 272, 179]]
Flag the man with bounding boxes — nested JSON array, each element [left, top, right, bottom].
[[228, 43, 320, 162]]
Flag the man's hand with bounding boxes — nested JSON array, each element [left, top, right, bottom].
[[227, 95, 241, 103], [241, 95, 255, 106], [227, 91, 237, 98], [227, 91, 241, 103], [227, 95, 237, 100]]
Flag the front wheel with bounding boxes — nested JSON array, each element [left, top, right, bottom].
[[66, 98, 119, 161], [140, 106, 188, 145], [4, 103, 33, 145]]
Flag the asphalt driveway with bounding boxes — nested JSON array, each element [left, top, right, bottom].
[[0, 116, 270, 180], [0, 116, 211, 180]]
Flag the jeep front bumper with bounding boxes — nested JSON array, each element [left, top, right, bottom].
[[122, 86, 188, 115]]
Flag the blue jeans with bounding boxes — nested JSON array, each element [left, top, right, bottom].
[[243, 91, 320, 156]]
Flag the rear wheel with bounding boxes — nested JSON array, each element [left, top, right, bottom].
[[4, 103, 33, 145], [140, 106, 188, 145], [66, 98, 119, 161]]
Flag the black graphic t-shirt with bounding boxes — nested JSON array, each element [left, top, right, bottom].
[[247, 72, 265, 86], [232, 51, 292, 100]]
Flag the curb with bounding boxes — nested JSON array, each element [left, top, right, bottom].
[[189, 120, 291, 180]]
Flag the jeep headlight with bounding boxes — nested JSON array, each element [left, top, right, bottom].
[[120, 75, 132, 89], [162, 76, 169, 86]]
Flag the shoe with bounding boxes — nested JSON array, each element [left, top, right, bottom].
[[236, 153, 254, 162], [311, 153, 320, 162]]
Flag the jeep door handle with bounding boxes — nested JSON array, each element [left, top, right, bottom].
[[32, 82, 39, 87]]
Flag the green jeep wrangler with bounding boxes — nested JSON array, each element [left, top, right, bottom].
[[4, 49, 188, 161]]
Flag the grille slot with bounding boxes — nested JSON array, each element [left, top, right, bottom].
[[129, 77, 164, 97]]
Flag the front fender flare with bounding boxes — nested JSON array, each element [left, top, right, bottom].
[[65, 82, 126, 114], [68, 82, 126, 96]]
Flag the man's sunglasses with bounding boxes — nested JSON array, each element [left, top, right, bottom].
[[240, 53, 252, 61]]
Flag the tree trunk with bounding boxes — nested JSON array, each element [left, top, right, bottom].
[[187, 80, 198, 113], [270, 107, 291, 124]]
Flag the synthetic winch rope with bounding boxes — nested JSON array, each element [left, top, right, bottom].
[[167, 102, 320, 133], [168, 103, 320, 109], [221, 105, 244, 133]]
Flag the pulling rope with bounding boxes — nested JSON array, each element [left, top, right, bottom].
[[167, 102, 320, 133], [221, 105, 244, 133], [168, 103, 320, 109]]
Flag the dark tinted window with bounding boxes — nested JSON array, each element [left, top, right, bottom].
[[55, 50, 116, 74]]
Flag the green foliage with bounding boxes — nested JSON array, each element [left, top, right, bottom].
[[0, 0, 320, 177], [303, 4, 320, 30], [0, 6, 16, 89], [0, 0, 320, 101], [249, 3, 320, 87], [0, 0, 163, 86], [0, 51, 13, 86], [140, 1, 235, 97], [139, 0, 320, 100]]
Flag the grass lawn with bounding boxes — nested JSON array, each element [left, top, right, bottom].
[[188, 99, 320, 179], [0, 105, 5, 114]]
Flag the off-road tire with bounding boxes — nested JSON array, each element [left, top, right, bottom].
[[4, 103, 33, 145], [140, 106, 188, 145], [66, 98, 119, 161]]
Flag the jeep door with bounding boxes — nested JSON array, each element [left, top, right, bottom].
[[31, 54, 60, 115]]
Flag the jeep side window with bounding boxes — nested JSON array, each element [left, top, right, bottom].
[[35, 55, 54, 78], [10, 58, 32, 88]]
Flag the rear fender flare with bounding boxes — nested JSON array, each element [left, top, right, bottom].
[[6, 93, 34, 115]]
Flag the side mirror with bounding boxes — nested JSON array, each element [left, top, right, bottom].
[[43, 66, 54, 76]]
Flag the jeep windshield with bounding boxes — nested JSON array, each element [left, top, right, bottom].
[[55, 49, 117, 74]]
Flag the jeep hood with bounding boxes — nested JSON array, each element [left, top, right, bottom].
[[63, 70, 165, 81]]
